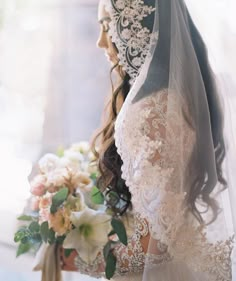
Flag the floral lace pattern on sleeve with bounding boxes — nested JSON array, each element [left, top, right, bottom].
[[114, 89, 233, 281]]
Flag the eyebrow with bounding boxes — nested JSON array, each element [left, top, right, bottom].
[[99, 16, 111, 24]]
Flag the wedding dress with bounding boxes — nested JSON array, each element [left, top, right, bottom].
[[104, 84, 232, 281], [99, 0, 235, 280]]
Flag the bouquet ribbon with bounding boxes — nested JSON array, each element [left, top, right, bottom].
[[33, 243, 62, 281]]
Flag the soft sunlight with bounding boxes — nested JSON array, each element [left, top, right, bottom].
[[0, 1, 235, 281]]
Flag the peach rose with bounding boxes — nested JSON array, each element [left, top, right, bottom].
[[39, 194, 53, 209], [39, 208, 50, 224], [49, 208, 72, 236], [30, 175, 47, 196]]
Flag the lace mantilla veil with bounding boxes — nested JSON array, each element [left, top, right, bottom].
[[103, 0, 236, 280]]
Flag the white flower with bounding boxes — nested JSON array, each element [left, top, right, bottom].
[[65, 193, 85, 212], [69, 142, 90, 154], [63, 208, 111, 264], [39, 154, 60, 173], [72, 171, 94, 192], [58, 156, 81, 173], [46, 168, 68, 187], [87, 162, 98, 175], [88, 151, 96, 162], [63, 150, 84, 164]]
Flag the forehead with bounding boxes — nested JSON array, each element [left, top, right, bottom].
[[98, 0, 110, 21]]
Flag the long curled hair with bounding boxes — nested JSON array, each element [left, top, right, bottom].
[[92, 0, 226, 220], [187, 9, 227, 222], [91, 63, 132, 215]]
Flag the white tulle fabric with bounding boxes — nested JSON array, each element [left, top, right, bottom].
[[113, 82, 233, 281]]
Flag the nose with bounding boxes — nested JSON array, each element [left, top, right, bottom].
[[97, 29, 108, 49]]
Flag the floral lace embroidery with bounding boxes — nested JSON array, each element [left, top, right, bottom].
[[104, 0, 158, 83], [114, 212, 171, 276], [113, 213, 148, 275], [74, 252, 105, 279], [114, 89, 233, 280]]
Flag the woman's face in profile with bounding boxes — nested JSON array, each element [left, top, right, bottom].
[[97, 2, 119, 67]]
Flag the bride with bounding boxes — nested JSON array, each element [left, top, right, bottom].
[[61, 0, 234, 280]]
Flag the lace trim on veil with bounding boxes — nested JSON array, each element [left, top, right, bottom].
[[104, 0, 158, 83]]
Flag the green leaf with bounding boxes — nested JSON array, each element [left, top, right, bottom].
[[50, 205, 57, 214], [108, 230, 116, 237], [64, 249, 74, 258], [14, 228, 28, 243], [50, 188, 68, 213], [16, 242, 32, 257], [90, 172, 97, 181], [21, 236, 30, 244], [29, 221, 40, 233], [111, 218, 127, 246], [56, 235, 66, 245], [103, 241, 112, 260], [107, 191, 119, 206], [105, 251, 117, 280], [40, 221, 49, 243], [30, 233, 42, 244], [48, 228, 56, 244], [91, 186, 104, 205], [17, 215, 34, 221]]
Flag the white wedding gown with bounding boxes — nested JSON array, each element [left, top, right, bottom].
[[104, 84, 233, 281]]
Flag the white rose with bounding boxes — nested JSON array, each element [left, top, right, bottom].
[[70, 142, 90, 154], [39, 153, 60, 173]]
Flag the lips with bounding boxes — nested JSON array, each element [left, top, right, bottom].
[[105, 52, 114, 61]]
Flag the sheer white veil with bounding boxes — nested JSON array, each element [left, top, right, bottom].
[[185, 0, 236, 277], [104, 0, 235, 280]]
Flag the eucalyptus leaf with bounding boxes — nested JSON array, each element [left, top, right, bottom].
[[30, 233, 42, 244], [64, 248, 74, 258], [105, 251, 117, 280], [48, 228, 56, 244], [50, 205, 57, 214], [91, 186, 104, 205], [108, 230, 116, 237], [103, 241, 112, 260], [17, 215, 34, 221], [90, 173, 98, 180], [14, 229, 28, 243], [16, 242, 32, 257], [40, 221, 49, 243], [51, 188, 68, 213], [111, 218, 127, 246], [29, 221, 40, 233], [21, 236, 30, 244], [56, 235, 66, 245]]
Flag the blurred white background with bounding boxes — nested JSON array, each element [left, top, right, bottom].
[[0, 0, 109, 280], [0, 0, 235, 281]]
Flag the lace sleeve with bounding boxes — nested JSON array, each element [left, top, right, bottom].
[[114, 89, 233, 280], [115, 89, 196, 241]]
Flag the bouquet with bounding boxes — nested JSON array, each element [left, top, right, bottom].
[[14, 142, 127, 280]]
